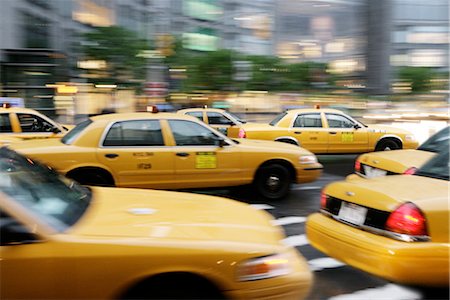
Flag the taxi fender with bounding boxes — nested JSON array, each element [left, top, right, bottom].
[[65, 163, 116, 181], [376, 134, 403, 145], [274, 136, 300, 146]]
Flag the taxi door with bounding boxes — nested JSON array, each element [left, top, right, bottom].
[[96, 119, 176, 189], [287, 113, 328, 153], [324, 113, 369, 153], [12, 113, 62, 140], [167, 119, 242, 189]]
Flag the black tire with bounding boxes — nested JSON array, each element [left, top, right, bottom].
[[375, 139, 401, 151], [254, 164, 291, 200], [68, 170, 113, 186]]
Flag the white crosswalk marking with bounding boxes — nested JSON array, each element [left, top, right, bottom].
[[282, 234, 308, 247], [272, 216, 306, 226], [328, 284, 422, 300], [250, 204, 274, 210], [291, 186, 322, 191], [308, 257, 345, 271]]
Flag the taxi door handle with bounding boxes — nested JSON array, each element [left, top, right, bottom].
[[329, 132, 337, 135], [176, 152, 190, 157], [294, 131, 302, 134], [105, 153, 119, 158]]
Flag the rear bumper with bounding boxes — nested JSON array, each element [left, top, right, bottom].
[[306, 213, 449, 287]]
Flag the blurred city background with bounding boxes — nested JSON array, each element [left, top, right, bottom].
[[0, 0, 448, 140]]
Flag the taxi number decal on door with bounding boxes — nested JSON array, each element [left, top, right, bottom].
[[341, 132, 354, 142], [196, 152, 217, 169]]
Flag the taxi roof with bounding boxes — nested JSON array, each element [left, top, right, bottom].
[[177, 107, 226, 113], [0, 107, 45, 114], [91, 112, 198, 122], [285, 108, 346, 114]]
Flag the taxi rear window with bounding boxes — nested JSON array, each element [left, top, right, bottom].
[[269, 112, 287, 126], [61, 119, 92, 145]]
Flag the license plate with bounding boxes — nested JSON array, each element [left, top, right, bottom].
[[338, 202, 367, 226], [363, 165, 387, 178]]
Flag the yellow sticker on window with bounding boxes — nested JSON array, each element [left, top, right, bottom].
[[195, 152, 217, 169], [342, 132, 354, 142]]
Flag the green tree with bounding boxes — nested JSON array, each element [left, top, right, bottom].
[[398, 67, 435, 92], [187, 49, 236, 90], [81, 26, 151, 85]]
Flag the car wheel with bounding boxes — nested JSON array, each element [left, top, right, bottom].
[[69, 171, 113, 186], [375, 139, 401, 151], [254, 164, 291, 200]]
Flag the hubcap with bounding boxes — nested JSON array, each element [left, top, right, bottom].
[[266, 175, 281, 191]]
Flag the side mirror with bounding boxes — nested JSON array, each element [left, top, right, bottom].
[[214, 137, 228, 147], [353, 123, 361, 129], [52, 127, 62, 134]]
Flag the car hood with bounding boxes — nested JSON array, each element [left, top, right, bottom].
[[366, 124, 413, 135], [233, 137, 312, 154], [326, 175, 448, 212], [358, 149, 435, 173], [69, 187, 284, 246]]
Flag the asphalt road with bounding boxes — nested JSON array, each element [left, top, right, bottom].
[[194, 154, 449, 300]]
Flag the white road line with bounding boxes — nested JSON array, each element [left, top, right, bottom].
[[272, 216, 306, 226], [291, 186, 322, 191], [308, 257, 345, 271], [328, 284, 422, 300], [250, 204, 274, 210], [282, 234, 308, 247]]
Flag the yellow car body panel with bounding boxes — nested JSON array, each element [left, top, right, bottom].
[[357, 149, 436, 175], [228, 108, 419, 154], [1, 186, 312, 299], [0, 107, 68, 145], [8, 113, 322, 191], [306, 175, 449, 286]]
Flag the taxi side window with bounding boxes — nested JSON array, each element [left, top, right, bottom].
[[103, 120, 164, 146], [186, 111, 204, 122], [326, 113, 354, 128], [207, 112, 233, 125], [293, 113, 322, 128], [0, 114, 12, 132], [17, 113, 53, 133], [169, 120, 218, 146]]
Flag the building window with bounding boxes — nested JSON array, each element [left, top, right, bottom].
[[22, 13, 51, 48]]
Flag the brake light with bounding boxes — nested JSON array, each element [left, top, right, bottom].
[[320, 192, 328, 209], [238, 128, 246, 138], [403, 167, 417, 175], [354, 160, 361, 172], [385, 203, 427, 236]]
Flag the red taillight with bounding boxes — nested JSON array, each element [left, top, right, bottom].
[[238, 128, 246, 138], [320, 192, 328, 209], [354, 160, 361, 172], [385, 203, 427, 236], [403, 167, 417, 175]]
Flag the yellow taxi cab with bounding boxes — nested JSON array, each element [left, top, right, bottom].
[[8, 112, 322, 200], [306, 149, 449, 287], [0, 106, 70, 145], [228, 107, 419, 154], [177, 107, 246, 136], [355, 126, 449, 178], [0, 147, 313, 299]]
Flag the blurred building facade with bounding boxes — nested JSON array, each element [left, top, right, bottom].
[[0, 0, 448, 111]]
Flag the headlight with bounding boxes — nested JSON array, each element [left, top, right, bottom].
[[236, 253, 291, 281], [299, 155, 317, 164], [405, 134, 416, 141]]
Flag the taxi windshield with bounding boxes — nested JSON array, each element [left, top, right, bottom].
[[0, 147, 92, 231], [415, 148, 450, 181], [228, 112, 246, 124], [61, 119, 92, 145], [269, 112, 287, 126], [418, 126, 449, 152]]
